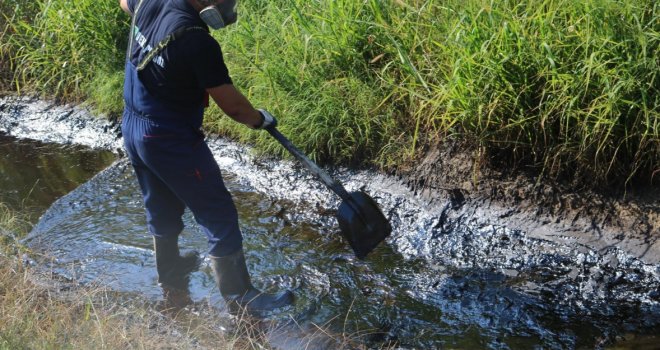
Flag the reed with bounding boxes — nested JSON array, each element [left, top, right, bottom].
[[213, 0, 659, 186], [2, 0, 658, 188], [1, 0, 127, 103]]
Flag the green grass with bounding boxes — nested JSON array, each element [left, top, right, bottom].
[[1, 0, 127, 103], [0, 203, 31, 252], [2, 0, 658, 189]]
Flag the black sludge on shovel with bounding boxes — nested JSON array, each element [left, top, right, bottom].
[[337, 191, 391, 259], [267, 126, 392, 259]]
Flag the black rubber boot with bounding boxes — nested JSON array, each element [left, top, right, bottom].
[[211, 248, 294, 316], [153, 236, 201, 289]]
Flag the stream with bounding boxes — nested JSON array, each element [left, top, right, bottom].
[[1, 97, 659, 349]]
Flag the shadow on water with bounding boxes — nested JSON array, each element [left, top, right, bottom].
[[22, 157, 660, 349]]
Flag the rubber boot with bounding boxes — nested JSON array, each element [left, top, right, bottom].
[[153, 236, 201, 289], [211, 248, 294, 316]]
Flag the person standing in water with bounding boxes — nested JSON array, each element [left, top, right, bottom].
[[119, 0, 294, 315]]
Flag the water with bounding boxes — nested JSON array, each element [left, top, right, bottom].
[[0, 107, 657, 349], [22, 157, 660, 349], [0, 132, 115, 223]]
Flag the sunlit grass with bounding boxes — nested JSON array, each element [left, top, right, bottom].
[[0, 203, 31, 251], [205, 0, 659, 187], [2, 0, 658, 188], [1, 0, 126, 103]]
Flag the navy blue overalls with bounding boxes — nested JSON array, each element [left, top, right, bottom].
[[121, 0, 242, 257]]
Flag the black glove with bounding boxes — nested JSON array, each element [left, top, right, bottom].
[[256, 109, 277, 130]]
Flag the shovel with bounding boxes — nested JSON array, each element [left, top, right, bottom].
[[267, 127, 392, 259]]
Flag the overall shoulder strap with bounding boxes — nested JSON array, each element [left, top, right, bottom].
[[137, 26, 208, 72], [126, 0, 146, 62]]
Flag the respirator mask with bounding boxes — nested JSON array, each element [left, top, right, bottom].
[[199, 0, 237, 30]]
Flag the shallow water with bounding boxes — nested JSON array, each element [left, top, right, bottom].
[[0, 97, 657, 348], [23, 156, 660, 349], [0, 132, 115, 222]]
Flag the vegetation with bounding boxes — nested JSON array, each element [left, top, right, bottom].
[[0, 203, 29, 253], [0, 260, 206, 349], [0, 0, 126, 104], [1, 0, 658, 188]]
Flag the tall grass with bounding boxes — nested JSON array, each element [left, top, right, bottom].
[[2, 0, 658, 188], [200, 0, 406, 167], [212, 0, 659, 186], [1, 0, 127, 108], [424, 0, 660, 186]]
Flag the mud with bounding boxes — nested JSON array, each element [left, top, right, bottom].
[[1, 94, 659, 349], [405, 141, 660, 265], [0, 95, 122, 151]]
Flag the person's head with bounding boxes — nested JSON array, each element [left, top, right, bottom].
[[192, 0, 237, 30]]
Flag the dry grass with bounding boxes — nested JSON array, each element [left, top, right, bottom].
[[0, 253, 376, 350], [0, 254, 222, 349]]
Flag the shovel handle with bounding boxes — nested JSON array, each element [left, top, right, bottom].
[[266, 127, 350, 200]]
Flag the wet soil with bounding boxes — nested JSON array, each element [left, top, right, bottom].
[[403, 141, 660, 265]]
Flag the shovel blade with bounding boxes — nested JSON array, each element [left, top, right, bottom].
[[336, 191, 392, 259]]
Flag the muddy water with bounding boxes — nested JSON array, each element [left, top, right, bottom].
[[1, 97, 658, 349], [23, 157, 660, 349], [0, 133, 115, 222]]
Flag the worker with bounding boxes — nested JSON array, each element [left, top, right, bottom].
[[119, 0, 294, 315]]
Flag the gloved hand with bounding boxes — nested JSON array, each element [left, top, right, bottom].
[[256, 109, 277, 130]]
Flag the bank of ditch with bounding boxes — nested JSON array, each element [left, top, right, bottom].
[[2, 0, 658, 261]]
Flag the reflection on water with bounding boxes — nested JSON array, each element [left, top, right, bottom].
[[0, 132, 115, 223], [24, 159, 660, 349]]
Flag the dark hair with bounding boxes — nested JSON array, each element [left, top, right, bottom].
[[197, 0, 216, 6]]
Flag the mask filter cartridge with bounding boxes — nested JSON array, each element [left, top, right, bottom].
[[199, 1, 237, 30]]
